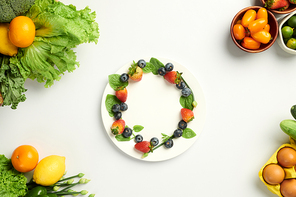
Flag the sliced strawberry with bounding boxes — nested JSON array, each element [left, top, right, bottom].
[[111, 119, 125, 135], [181, 108, 194, 123], [128, 62, 143, 82], [135, 141, 151, 153], [265, 0, 288, 9], [115, 88, 127, 102], [164, 71, 182, 84]]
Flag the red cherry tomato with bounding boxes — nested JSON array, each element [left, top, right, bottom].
[[241, 9, 256, 27], [241, 37, 261, 49], [233, 24, 246, 40]]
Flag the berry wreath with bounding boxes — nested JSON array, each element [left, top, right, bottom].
[[104, 57, 204, 160]]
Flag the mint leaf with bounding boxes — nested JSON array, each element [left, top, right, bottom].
[[108, 74, 128, 91], [180, 94, 194, 110], [150, 57, 164, 75], [133, 125, 144, 132], [115, 134, 131, 141], [182, 128, 196, 139], [142, 62, 154, 73], [105, 94, 121, 117]]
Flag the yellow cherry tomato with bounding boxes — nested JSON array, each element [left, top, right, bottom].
[[256, 8, 268, 23], [241, 37, 261, 49], [241, 9, 256, 27], [251, 30, 271, 44], [248, 18, 267, 34], [263, 24, 270, 32], [233, 24, 246, 40]]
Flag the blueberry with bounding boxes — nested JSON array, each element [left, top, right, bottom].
[[181, 87, 192, 97], [165, 63, 174, 72], [164, 139, 174, 148], [122, 127, 133, 138], [158, 67, 166, 76], [120, 102, 128, 111], [176, 81, 185, 89], [114, 112, 122, 120], [112, 104, 120, 113], [137, 59, 146, 68], [120, 73, 129, 82], [150, 137, 159, 147], [173, 129, 183, 138], [135, 134, 143, 143], [178, 120, 187, 130]]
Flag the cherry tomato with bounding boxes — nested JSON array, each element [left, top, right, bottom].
[[233, 24, 245, 40], [251, 30, 271, 44], [241, 37, 261, 49], [11, 145, 39, 172], [263, 24, 270, 32], [248, 18, 267, 34], [256, 8, 268, 23], [241, 9, 256, 27], [236, 19, 242, 24]]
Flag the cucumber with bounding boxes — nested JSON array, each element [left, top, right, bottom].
[[291, 105, 296, 119], [280, 119, 296, 140]]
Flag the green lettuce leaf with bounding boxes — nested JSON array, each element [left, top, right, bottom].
[[16, 0, 99, 87], [0, 54, 26, 109], [0, 155, 28, 197]]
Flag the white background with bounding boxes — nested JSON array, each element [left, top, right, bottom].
[[1, 0, 296, 196]]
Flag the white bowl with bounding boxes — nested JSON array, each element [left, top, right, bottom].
[[277, 10, 296, 55]]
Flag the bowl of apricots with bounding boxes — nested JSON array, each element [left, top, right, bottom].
[[230, 6, 279, 53]]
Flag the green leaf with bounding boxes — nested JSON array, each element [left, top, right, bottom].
[[182, 128, 196, 139], [115, 134, 131, 141], [105, 94, 121, 117], [142, 62, 154, 73], [0, 55, 27, 109], [150, 57, 164, 75], [17, 1, 100, 87], [179, 94, 194, 110], [0, 155, 27, 197], [133, 125, 144, 132], [108, 74, 128, 91], [142, 153, 149, 158]]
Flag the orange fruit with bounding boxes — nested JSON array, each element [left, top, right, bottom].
[[8, 16, 35, 48], [11, 145, 39, 172]]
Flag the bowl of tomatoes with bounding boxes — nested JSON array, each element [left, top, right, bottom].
[[260, 0, 296, 14], [230, 6, 279, 53], [277, 10, 296, 54]]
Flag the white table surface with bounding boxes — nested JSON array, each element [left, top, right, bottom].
[[1, 0, 296, 196]]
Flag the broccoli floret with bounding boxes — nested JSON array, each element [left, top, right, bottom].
[[0, 0, 16, 22], [0, 0, 35, 22]]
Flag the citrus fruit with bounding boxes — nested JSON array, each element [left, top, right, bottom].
[[8, 16, 35, 48], [287, 38, 296, 49], [11, 145, 39, 173], [288, 16, 296, 28], [282, 26, 294, 39], [33, 155, 66, 186]]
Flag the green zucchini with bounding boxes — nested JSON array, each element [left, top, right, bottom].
[[291, 105, 296, 119], [280, 119, 296, 140]]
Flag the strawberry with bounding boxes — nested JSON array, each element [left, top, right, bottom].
[[115, 88, 127, 102], [164, 71, 182, 84], [128, 62, 143, 82], [111, 119, 125, 135], [181, 108, 194, 123], [265, 0, 288, 10], [134, 141, 151, 153]]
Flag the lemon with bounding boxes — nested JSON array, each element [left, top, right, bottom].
[[33, 155, 66, 186]]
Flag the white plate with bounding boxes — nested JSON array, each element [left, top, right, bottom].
[[101, 57, 206, 162]]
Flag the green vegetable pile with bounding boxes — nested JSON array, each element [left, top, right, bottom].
[[0, 155, 28, 197], [0, 0, 35, 22], [0, 0, 99, 109]]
